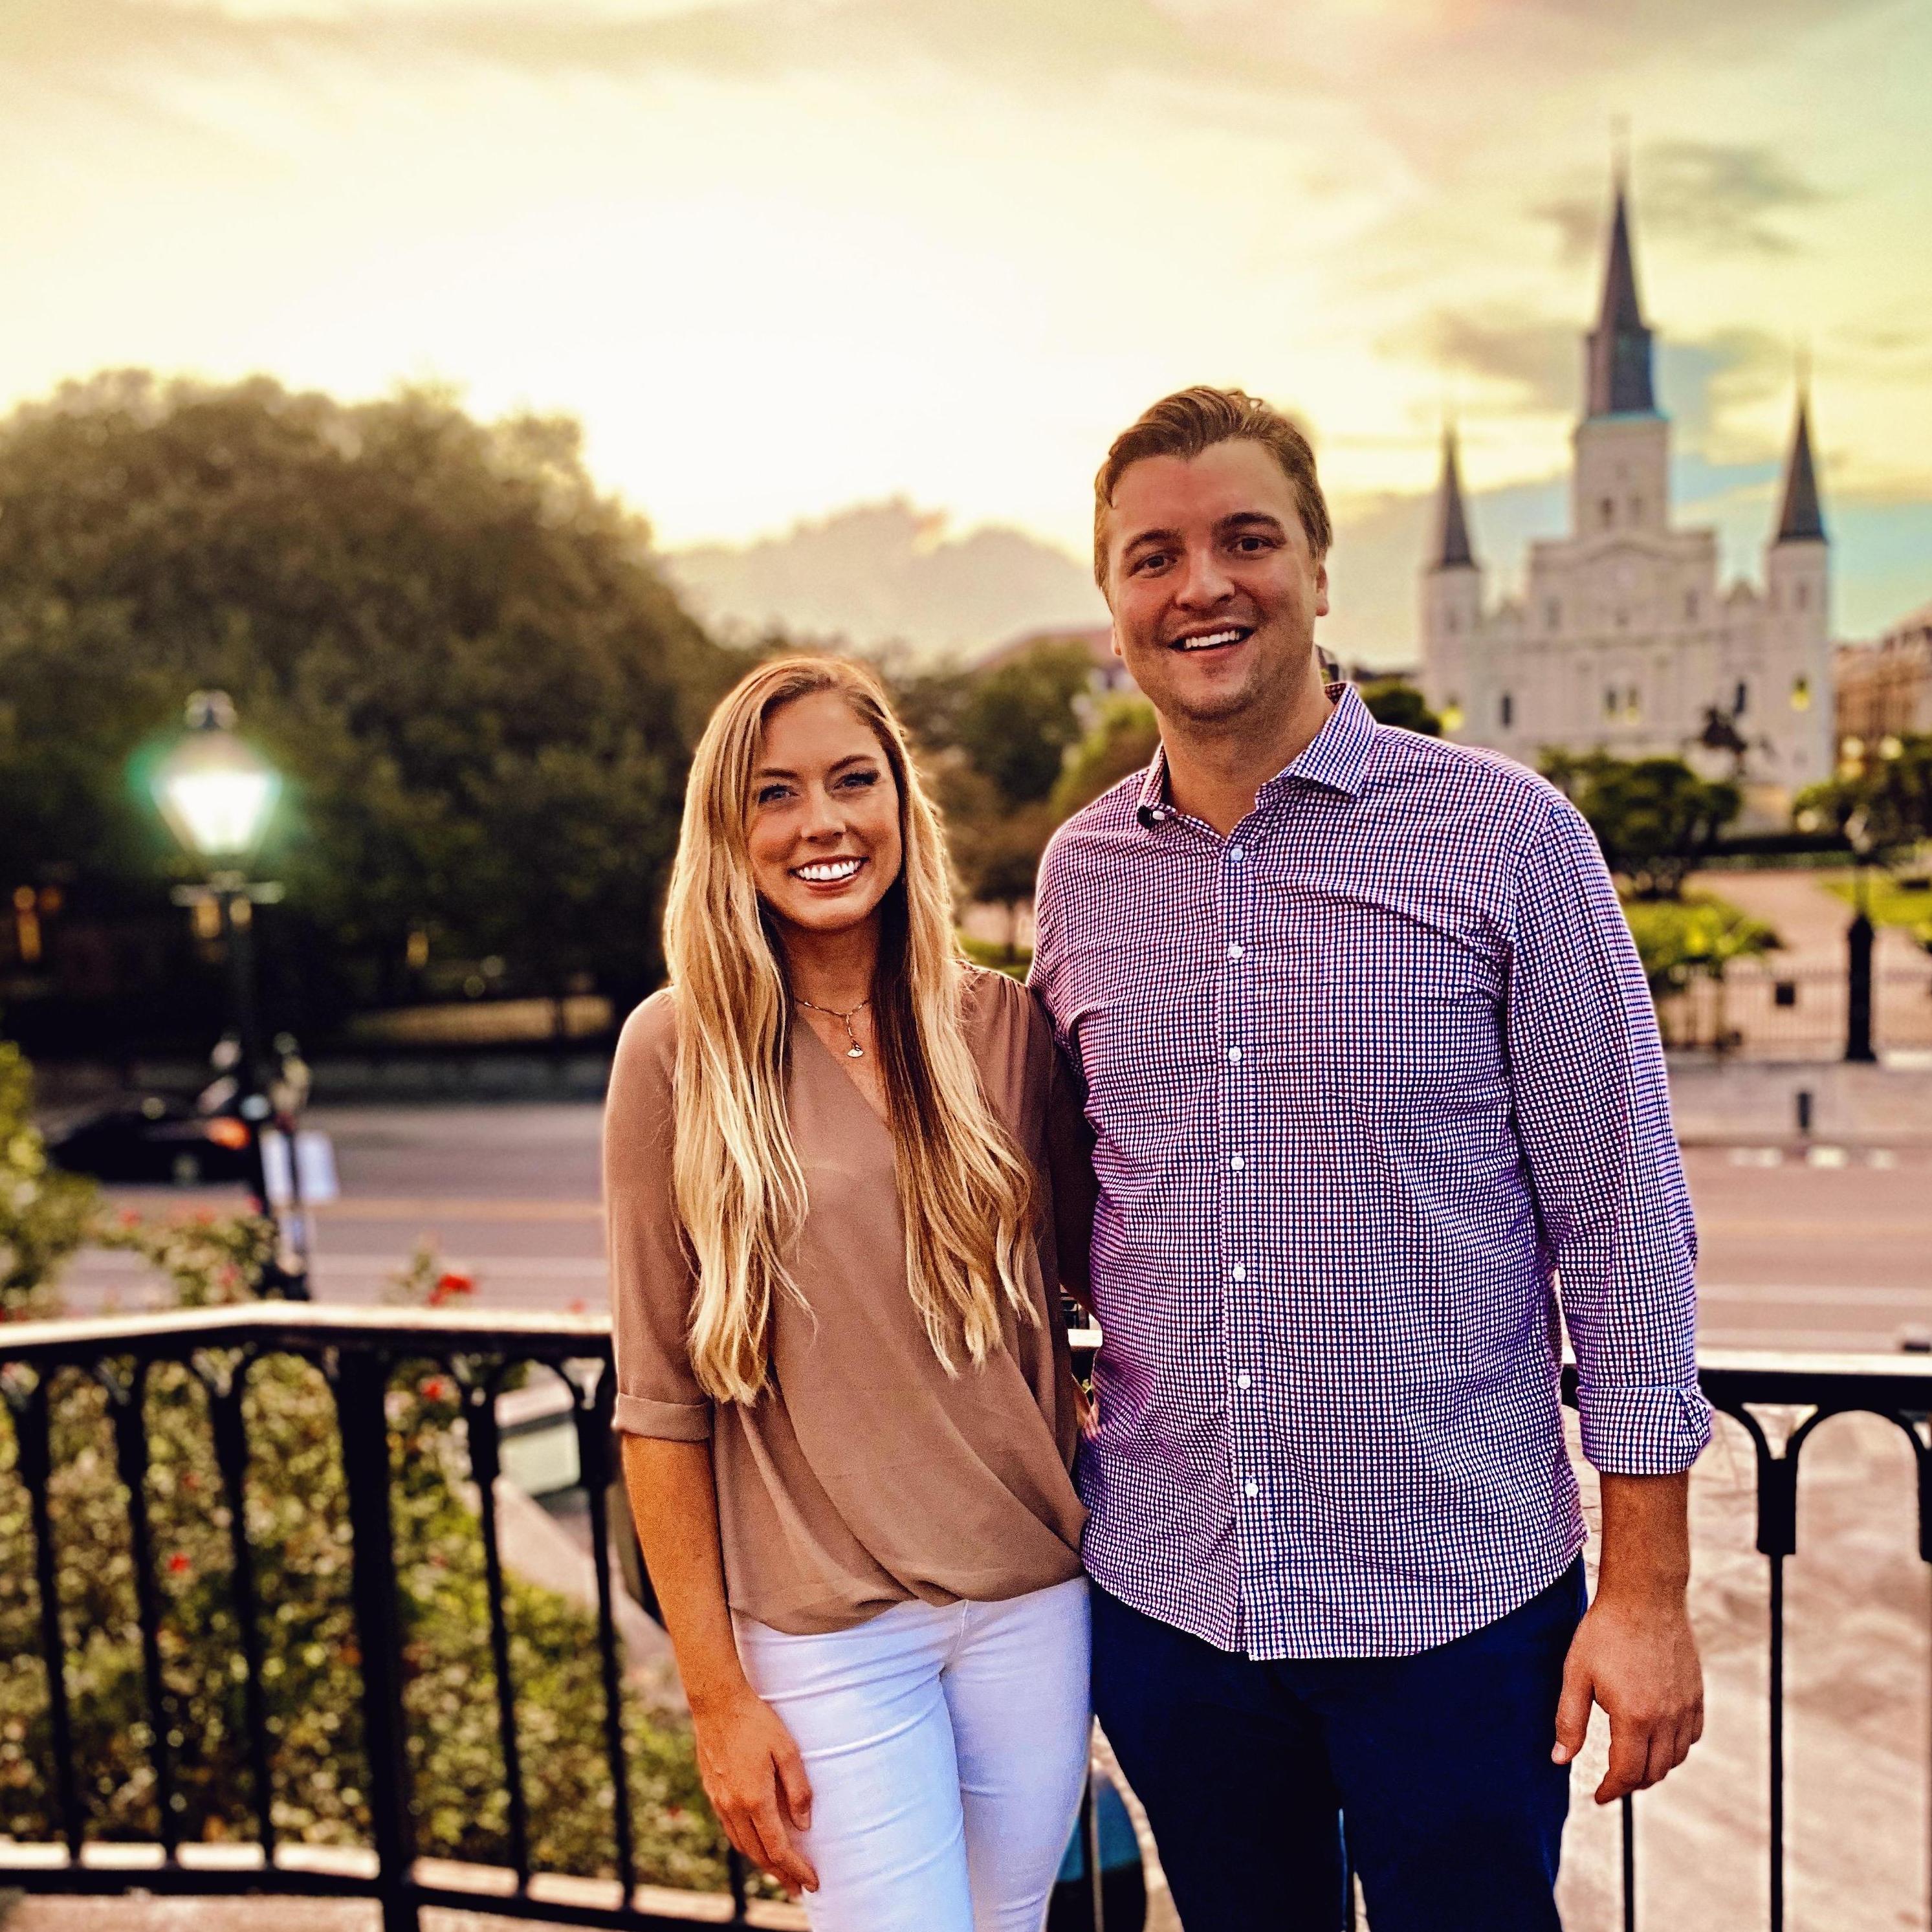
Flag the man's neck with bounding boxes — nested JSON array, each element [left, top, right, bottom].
[[1161, 666, 1334, 837]]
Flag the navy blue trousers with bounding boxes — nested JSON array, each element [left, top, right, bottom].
[[1092, 1561, 1585, 1932]]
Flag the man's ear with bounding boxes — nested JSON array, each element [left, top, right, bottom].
[[1109, 619, 1125, 661], [1315, 557, 1331, 620]]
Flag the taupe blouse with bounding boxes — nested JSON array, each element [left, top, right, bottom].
[[604, 963, 1092, 1634]]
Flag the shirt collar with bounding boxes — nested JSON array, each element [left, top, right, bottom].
[[1132, 681, 1378, 833]]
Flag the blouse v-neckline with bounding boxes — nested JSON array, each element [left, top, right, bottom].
[[793, 1012, 893, 1130]]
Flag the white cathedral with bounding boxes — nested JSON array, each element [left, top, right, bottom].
[[1418, 176, 1832, 811]]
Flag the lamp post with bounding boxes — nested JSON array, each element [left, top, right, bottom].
[[151, 691, 308, 1297], [1843, 807, 1877, 1065]]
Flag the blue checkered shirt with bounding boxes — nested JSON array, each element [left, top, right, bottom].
[[1029, 684, 1711, 1660]]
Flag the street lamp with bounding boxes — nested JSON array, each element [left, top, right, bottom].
[[151, 692, 308, 1296]]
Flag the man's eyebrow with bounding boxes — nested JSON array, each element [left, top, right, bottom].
[[1120, 525, 1181, 554], [1219, 510, 1288, 533]]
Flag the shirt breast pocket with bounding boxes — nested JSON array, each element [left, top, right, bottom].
[[1260, 897, 1503, 1103]]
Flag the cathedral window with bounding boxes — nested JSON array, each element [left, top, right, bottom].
[[1735, 680, 1750, 718], [1599, 498, 1615, 529], [1604, 686, 1618, 718], [1792, 676, 1812, 712], [1500, 692, 1515, 729]]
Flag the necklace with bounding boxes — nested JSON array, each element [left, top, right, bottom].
[[794, 994, 871, 1059]]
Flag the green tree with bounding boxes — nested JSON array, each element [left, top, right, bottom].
[[953, 640, 1094, 806], [0, 372, 734, 1026], [1541, 752, 1740, 900], [1794, 732, 1932, 857], [1356, 677, 1441, 736], [1049, 694, 1161, 820]]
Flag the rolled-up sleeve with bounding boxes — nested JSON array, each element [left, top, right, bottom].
[[603, 993, 714, 1442], [1504, 798, 1712, 1475]]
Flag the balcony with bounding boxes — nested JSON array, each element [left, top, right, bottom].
[[1, 1306, 1927, 1931]]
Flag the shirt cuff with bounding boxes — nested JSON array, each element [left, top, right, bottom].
[[613, 1391, 714, 1440], [1575, 1381, 1713, 1476]]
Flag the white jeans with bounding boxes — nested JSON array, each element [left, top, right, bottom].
[[734, 1576, 1093, 1932]]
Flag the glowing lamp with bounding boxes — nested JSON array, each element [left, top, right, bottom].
[[153, 692, 280, 862]]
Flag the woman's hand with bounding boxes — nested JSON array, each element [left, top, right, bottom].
[[691, 1685, 819, 1898]]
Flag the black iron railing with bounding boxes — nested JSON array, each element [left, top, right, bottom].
[[0, 1307, 1927, 1931]]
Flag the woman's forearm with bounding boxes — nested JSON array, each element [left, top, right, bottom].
[[619, 1433, 752, 1716]]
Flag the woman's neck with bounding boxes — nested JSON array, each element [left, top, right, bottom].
[[779, 915, 882, 1011]]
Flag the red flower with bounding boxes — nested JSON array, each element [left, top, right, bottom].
[[419, 1376, 453, 1402], [434, 1270, 474, 1297], [168, 1553, 191, 1575]]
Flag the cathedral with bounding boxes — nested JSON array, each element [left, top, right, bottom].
[[1417, 175, 1833, 813]]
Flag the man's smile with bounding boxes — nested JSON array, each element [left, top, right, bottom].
[[1166, 624, 1255, 654]]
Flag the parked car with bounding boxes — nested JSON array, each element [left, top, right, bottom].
[[50, 1095, 254, 1185]]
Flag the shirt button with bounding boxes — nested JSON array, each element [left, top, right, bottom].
[[1244, 1479, 1258, 1498], [1227, 1046, 1242, 1063], [1231, 1263, 1247, 1282], [1227, 941, 1244, 961], [1229, 846, 1246, 862], [1229, 1153, 1245, 1170], [1236, 1372, 1253, 1390]]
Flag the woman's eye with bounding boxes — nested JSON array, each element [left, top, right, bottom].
[[839, 769, 879, 791], [755, 784, 791, 806]]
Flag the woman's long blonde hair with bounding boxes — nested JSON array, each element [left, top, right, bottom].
[[663, 655, 1038, 1404]]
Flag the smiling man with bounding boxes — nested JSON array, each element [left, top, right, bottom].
[[1027, 388, 1711, 1931]]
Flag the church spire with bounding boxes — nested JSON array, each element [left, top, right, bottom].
[[1773, 390, 1826, 545], [1429, 425, 1476, 571], [1585, 173, 1656, 417]]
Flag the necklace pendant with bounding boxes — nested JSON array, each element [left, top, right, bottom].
[[846, 1043, 865, 1059]]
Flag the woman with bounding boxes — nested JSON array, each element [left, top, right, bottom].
[[605, 655, 1095, 1932]]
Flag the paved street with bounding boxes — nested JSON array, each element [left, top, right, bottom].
[[55, 1103, 1932, 1354]]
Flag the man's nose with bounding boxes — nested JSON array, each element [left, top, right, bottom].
[[1173, 543, 1235, 608]]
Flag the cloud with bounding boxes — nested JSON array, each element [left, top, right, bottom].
[[1381, 313, 1578, 417], [1535, 141, 1825, 263]]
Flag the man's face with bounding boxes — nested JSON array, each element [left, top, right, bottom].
[[1103, 439, 1330, 730]]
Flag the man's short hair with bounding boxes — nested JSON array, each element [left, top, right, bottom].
[[1093, 386, 1332, 588]]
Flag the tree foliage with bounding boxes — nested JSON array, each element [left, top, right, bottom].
[[0, 1042, 98, 1321], [1540, 752, 1740, 900], [1794, 732, 1932, 858], [0, 371, 734, 1023], [1049, 695, 1160, 821], [1620, 895, 1779, 1001], [950, 641, 1094, 806], [1355, 678, 1441, 736]]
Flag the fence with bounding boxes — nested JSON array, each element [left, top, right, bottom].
[[1656, 959, 1932, 1060], [1, 1306, 1929, 1931]]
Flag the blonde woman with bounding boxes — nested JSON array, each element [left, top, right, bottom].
[[605, 656, 1094, 1932]]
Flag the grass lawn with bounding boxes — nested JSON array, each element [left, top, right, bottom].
[[1824, 873, 1932, 939]]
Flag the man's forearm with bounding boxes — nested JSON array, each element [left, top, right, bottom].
[[1596, 1471, 1691, 1601]]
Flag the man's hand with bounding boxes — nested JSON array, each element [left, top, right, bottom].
[[1553, 1469, 1704, 1804], [691, 1685, 818, 1897]]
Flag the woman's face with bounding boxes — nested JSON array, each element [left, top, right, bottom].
[[746, 690, 905, 942]]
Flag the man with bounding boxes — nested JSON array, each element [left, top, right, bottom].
[[1029, 387, 1709, 1931]]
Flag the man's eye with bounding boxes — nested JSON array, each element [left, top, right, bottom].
[[1132, 552, 1169, 574]]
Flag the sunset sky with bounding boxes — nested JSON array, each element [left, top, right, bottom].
[[5, 0, 1930, 659]]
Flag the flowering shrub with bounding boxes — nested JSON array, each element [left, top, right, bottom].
[[0, 1221, 729, 1891], [0, 1044, 98, 1323]]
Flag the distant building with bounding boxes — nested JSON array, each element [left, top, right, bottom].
[[1836, 604, 1932, 744], [1418, 171, 1833, 815]]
